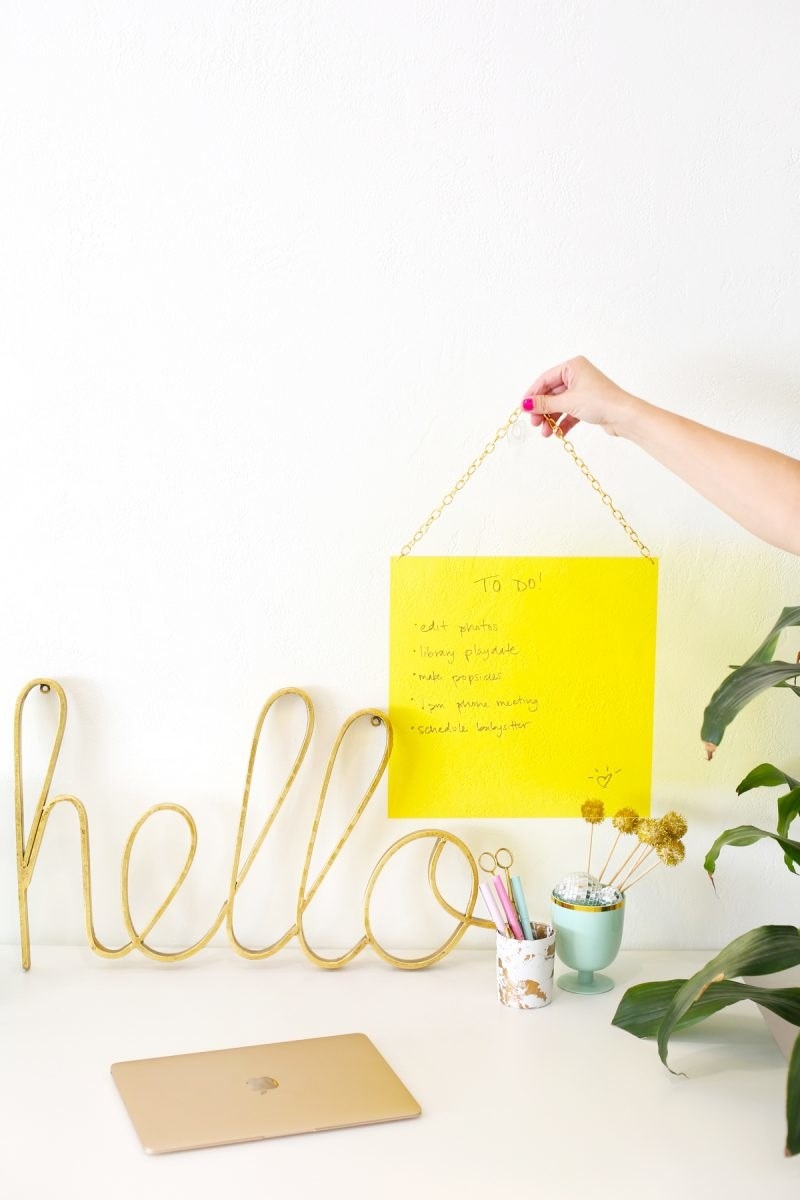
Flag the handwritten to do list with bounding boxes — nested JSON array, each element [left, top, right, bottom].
[[388, 556, 658, 818]]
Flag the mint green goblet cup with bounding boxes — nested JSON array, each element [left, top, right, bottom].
[[550, 892, 625, 994]]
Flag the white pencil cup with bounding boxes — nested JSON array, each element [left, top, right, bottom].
[[496, 926, 556, 1009]]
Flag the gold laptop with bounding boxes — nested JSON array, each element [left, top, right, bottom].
[[111, 1032, 421, 1154]]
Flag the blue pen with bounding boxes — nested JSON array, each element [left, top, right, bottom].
[[510, 875, 534, 940]]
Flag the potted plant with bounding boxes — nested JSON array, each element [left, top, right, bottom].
[[612, 607, 800, 1156]]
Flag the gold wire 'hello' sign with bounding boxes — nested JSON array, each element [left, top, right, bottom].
[[15, 410, 655, 971], [14, 678, 493, 971]]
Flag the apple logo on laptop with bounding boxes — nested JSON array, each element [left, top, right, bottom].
[[246, 1076, 280, 1094]]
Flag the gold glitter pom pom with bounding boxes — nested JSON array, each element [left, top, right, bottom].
[[636, 817, 661, 846], [660, 810, 688, 840], [612, 807, 640, 835], [658, 839, 686, 867], [597, 807, 642, 882], [581, 799, 605, 825], [581, 799, 605, 876]]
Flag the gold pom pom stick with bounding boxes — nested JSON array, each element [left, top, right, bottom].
[[623, 838, 686, 891], [615, 818, 667, 890], [581, 799, 605, 876], [617, 817, 688, 890], [606, 816, 661, 888], [597, 806, 640, 882]]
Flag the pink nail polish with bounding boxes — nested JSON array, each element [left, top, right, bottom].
[[521, 397, 534, 412]]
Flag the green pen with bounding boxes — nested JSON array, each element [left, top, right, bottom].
[[510, 875, 534, 940]]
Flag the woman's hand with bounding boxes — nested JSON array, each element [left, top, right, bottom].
[[522, 356, 639, 438]]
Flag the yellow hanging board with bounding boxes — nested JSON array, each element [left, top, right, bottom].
[[388, 556, 658, 818]]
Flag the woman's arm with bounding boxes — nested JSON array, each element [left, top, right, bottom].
[[523, 356, 800, 556]]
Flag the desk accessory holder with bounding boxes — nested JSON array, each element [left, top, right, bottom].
[[551, 886, 626, 994], [496, 925, 556, 1008]]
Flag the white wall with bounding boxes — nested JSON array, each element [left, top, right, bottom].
[[2, 1, 798, 961]]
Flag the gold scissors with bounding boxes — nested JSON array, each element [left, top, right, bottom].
[[478, 847, 514, 899]]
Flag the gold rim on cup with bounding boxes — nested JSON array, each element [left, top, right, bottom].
[[551, 893, 625, 914]]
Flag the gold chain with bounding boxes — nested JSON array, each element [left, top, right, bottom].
[[400, 407, 653, 561], [542, 414, 653, 561], [399, 408, 522, 556]]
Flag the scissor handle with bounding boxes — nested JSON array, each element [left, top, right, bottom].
[[478, 851, 497, 873], [494, 847, 514, 871]]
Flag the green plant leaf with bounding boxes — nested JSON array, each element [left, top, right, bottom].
[[613, 941, 800, 1159], [613, 977, 800, 1040], [653, 926, 800, 1071], [737, 763, 800, 795], [703, 825, 800, 876], [777, 789, 800, 873], [787, 1030, 800, 1156], [742, 606, 800, 666], [734, 769, 800, 873], [700, 607, 800, 754], [701, 662, 800, 754]]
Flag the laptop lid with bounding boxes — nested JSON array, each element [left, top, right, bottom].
[[111, 1032, 421, 1154]]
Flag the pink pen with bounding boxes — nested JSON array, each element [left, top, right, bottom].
[[493, 875, 524, 940], [479, 881, 508, 935]]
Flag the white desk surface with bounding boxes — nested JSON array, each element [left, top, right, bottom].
[[2, 945, 797, 1198]]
